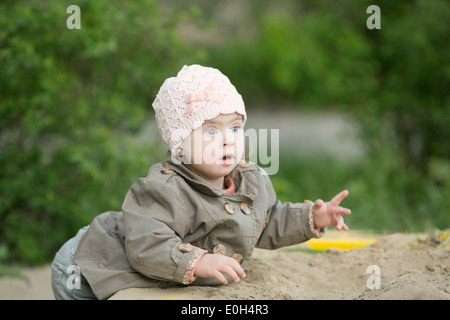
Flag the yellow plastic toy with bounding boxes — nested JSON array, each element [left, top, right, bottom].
[[306, 237, 377, 250]]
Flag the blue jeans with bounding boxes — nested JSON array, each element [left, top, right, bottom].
[[51, 226, 97, 300]]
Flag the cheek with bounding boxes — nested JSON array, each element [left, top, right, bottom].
[[235, 134, 245, 159], [202, 138, 221, 162], [180, 131, 203, 163]]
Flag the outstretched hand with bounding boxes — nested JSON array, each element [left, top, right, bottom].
[[312, 190, 351, 231]]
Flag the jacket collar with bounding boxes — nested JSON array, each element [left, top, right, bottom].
[[163, 152, 256, 203]]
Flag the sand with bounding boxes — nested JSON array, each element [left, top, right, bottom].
[[1, 231, 448, 300], [110, 231, 450, 300]]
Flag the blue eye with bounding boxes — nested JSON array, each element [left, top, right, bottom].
[[232, 126, 240, 133], [207, 128, 217, 136]]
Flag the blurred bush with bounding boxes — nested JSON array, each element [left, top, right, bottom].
[[206, 0, 450, 231], [0, 0, 202, 264], [1, 0, 449, 264], [272, 153, 450, 232], [209, 0, 450, 171]]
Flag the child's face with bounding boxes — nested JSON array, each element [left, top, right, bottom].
[[181, 113, 245, 186]]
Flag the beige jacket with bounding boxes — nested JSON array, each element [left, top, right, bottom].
[[74, 153, 322, 299]]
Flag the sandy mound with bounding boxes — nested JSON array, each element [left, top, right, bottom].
[[0, 231, 447, 300], [110, 231, 450, 300]]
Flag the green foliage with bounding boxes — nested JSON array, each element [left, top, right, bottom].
[[353, 0, 450, 171], [272, 152, 450, 233], [207, 1, 377, 106], [0, 0, 200, 264], [207, 0, 450, 230], [208, 0, 450, 168], [1, 0, 449, 265]]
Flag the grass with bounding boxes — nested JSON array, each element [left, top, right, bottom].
[[0, 265, 29, 282]]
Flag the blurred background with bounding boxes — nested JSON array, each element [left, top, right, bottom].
[[0, 0, 449, 268]]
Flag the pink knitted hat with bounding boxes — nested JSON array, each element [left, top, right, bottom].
[[152, 64, 246, 154]]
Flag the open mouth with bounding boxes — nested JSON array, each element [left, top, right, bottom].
[[221, 155, 234, 163]]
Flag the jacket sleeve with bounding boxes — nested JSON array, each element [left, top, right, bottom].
[[122, 176, 206, 285], [256, 173, 324, 250]]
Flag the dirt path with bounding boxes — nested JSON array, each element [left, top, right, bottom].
[[139, 109, 364, 160], [244, 109, 364, 159], [0, 264, 54, 300]]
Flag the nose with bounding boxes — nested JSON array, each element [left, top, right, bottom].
[[223, 130, 235, 147]]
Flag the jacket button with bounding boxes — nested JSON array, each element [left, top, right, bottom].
[[161, 169, 174, 174], [240, 203, 251, 215], [224, 202, 235, 215], [178, 243, 192, 253], [213, 244, 226, 255], [232, 253, 243, 263]]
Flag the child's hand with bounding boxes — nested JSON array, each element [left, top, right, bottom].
[[312, 189, 351, 231], [194, 253, 246, 284]]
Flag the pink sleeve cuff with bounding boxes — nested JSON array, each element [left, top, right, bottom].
[[308, 203, 326, 238], [183, 248, 207, 284]]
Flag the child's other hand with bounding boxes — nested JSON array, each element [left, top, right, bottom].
[[312, 189, 351, 231], [194, 253, 246, 284]]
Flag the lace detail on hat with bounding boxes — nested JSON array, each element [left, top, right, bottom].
[[152, 65, 247, 155]]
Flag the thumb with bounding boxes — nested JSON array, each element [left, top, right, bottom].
[[314, 199, 324, 208]]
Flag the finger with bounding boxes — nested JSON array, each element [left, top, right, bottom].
[[337, 207, 351, 216], [222, 265, 240, 283], [314, 199, 324, 208], [330, 190, 349, 206], [230, 262, 246, 279], [338, 221, 349, 231], [214, 271, 228, 285], [335, 216, 344, 231], [226, 260, 246, 281], [336, 216, 349, 231]]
